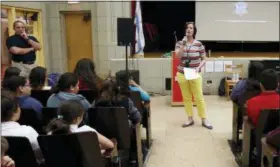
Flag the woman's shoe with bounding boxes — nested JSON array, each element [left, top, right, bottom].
[[202, 119, 213, 130], [181, 121, 194, 128]]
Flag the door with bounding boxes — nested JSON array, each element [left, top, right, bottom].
[[64, 12, 93, 72]]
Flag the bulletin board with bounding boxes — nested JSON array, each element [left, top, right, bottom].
[[171, 51, 195, 106], [1, 6, 45, 68]]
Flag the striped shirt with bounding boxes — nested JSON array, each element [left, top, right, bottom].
[[175, 39, 206, 73]]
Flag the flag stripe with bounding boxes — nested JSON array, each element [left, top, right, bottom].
[[134, 1, 145, 55]]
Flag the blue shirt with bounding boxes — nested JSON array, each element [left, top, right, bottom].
[[231, 80, 247, 104], [47, 92, 91, 110], [18, 95, 43, 119], [129, 86, 150, 102]]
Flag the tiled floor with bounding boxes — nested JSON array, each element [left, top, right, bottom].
[[146, 95, 238, 167]]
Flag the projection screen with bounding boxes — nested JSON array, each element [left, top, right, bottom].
[[195, 2, 279, 41]]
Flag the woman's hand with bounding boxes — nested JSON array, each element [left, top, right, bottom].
[[129, 79, 138, 87], [195, 67, 200, 73], [175, 38, 187, 56], [1, 156, 15, 167]]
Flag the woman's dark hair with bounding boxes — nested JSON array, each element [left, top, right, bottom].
[[2, 76, 26, 93], [3, 67, 21, 80], [73, 58, 103, 91], [50, 72, 78, 94], [185, 22, 197, 39], [45, 119, 71, 135], [245, 61, 265, 91], [29, 66, 47, 90], [1, 137, 9, 155], [1, 92, 19, 122], [115, 71, 130, 96], [248, 61, 265, 80], [99, 77, 123, 104], [46, 100, 84, 135]]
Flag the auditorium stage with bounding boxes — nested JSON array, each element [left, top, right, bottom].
[[143, 52, 279, 59], [111, 52, 278, 95]]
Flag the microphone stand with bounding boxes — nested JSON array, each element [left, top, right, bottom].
[[174, 31, 178, 45]]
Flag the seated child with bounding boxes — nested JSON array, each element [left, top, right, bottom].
[[46, 100, 115, 153], [95, 77, 141, 125], [1, 91, 43, 163], [247, 69, 280, 127]]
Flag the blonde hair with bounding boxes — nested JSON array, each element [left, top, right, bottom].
[[13, 20, 25, 28]]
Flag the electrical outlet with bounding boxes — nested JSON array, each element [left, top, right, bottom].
[[207, 80, 212, 84]]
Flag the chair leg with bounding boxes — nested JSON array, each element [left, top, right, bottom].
[[242, 124, 252, 166], [146, 109, 152, 149], [136, 123, 143, 167], [232, 105, 238, 144]]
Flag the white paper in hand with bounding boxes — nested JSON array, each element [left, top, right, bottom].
[[183, 68, 199, 80]]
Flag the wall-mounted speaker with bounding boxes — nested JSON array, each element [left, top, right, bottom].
[[117, 18, 133, 46], [83, 13, 91, 22]]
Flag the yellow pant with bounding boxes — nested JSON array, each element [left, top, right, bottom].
[[176, 72, 206, 119]]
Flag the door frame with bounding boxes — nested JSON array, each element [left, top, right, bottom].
[[1, 5, 45, 67], [60, 11, 94, 72]]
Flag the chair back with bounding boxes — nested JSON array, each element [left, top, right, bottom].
[[42, 107, 58, 128], [31, 90, 52, 106], [279, 150, 280, 167], [255, 109, 280, 166], [88, 107, 130, 150], [78, 90, 99, 104], [256, 109, 280, 137], [18, 108, 43, 134], [129, 91, 144, 115], [38, 132, 104, 167], [4, 136, 39, 167]]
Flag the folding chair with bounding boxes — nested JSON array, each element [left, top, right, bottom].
[[18, 108, 44, 134], [38, 132, 105, 167], [242, 109, 280, 167], [31, 90, 52, 107], [4, 136, 40, 167]]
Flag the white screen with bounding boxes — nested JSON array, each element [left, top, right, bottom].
[[195, 2, 279, 41]]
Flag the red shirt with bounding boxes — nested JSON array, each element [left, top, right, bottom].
[[78, 78, 89, 90], [247, 91, 280, 127]]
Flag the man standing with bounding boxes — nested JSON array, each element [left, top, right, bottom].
[[6, 20, 41, 77]]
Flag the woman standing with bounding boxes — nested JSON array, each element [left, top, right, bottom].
[[175, 22, 212, 129]]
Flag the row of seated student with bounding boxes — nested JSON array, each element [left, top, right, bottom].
[[230, 64, 280, 165], [1, 58, 150, 165], [2, 59, 150, 116], [1, 93, 115, 164], [231, 62, 280, 123], [2, 58, 150, 111], [2, 73, 142, 124]]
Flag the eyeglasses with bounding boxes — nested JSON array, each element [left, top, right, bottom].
[[15, 26, 25, 29]]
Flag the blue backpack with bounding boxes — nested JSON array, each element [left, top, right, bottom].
[[48, 73, 61, 87]]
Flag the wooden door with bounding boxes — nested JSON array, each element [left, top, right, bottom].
[[64, 12, 93, 72]]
